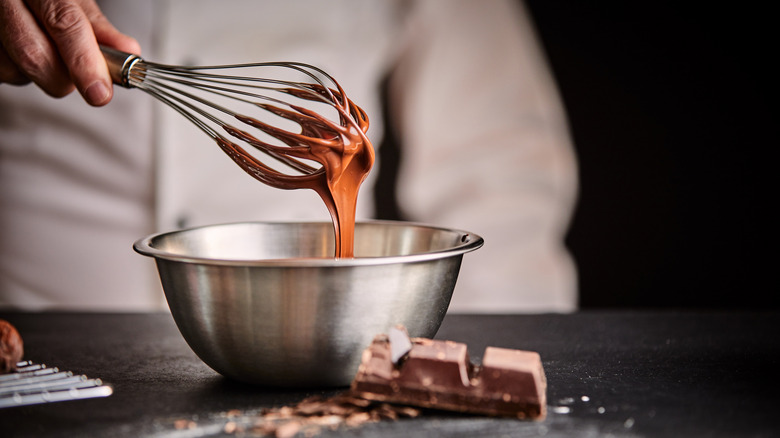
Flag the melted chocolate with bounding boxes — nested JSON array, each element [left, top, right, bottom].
[[216, 84, 373, 258]]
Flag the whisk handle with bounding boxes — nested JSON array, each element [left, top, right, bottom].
[[100, 45, 142, 88]]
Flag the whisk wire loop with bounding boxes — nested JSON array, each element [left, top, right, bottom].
[[100, 46, 376, 258], [102, 46, 365, 177]]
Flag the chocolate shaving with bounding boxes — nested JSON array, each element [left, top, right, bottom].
[[388, 325, 413, 364], [221, 393, 420, 437]]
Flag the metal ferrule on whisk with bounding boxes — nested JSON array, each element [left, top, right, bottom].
[[101, 46, 142, 88]]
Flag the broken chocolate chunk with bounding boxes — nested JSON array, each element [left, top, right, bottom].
[[0, 319, 24, 374], [388, 325, 412, 364], [351, 328, 546, 420]]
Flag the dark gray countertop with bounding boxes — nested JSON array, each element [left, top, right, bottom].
[[1, 311, 777, 437]]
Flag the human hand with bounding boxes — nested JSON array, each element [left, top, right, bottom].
[[0, 0, 140, 106]]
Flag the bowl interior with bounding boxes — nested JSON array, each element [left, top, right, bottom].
[[141, 221, 481, 262], [134, 221, 484, 386]]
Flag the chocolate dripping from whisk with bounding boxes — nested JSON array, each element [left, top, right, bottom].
[[217, 87, 373, 259], [102, 46, 374, 258]]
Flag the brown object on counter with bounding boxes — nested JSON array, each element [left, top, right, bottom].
[[0, 319, 24, 373], [228, 394, 420, 437], [351, 327, 547, 420]]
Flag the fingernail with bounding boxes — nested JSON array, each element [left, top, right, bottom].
[[85, 81, 110, 105]]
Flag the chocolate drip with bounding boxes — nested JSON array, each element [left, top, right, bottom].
[[214, 83, 373, 258]]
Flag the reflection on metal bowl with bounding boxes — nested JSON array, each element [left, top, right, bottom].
[[134, 221, 483, 387]]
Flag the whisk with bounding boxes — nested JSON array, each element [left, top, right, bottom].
[[101, 45, 372, 188], [101, 46, 375, 257]]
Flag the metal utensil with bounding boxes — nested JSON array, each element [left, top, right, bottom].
[[101, 46, 375, 258], [0, 361, 112, 408], [134, 221, 483, 387], [100, 45, 368, 179]]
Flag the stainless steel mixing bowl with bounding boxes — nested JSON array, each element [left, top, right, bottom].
[[134, 221, 483, 387]]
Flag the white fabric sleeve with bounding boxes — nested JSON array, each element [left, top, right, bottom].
[[389, 0, 579, 312]]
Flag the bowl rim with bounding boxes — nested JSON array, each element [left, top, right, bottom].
[[133, 220, 484, 267]]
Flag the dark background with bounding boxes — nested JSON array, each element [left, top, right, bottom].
[[524, 2, 775, 309]]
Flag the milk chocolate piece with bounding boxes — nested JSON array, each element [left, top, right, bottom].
[[351, 330, 546, 419], [388, 325, 413, 364], [0, 319, 24, 373]]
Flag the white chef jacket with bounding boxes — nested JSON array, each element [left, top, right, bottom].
[[0, 0, 578, 312]]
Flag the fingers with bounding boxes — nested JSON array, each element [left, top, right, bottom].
[[0, 0, 139, 106], [0, 0, 75, 96], [26, 0, 114, 105], [0, 42, 30, 85]]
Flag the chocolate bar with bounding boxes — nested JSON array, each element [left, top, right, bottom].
[[350, 327, 546, 419]]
